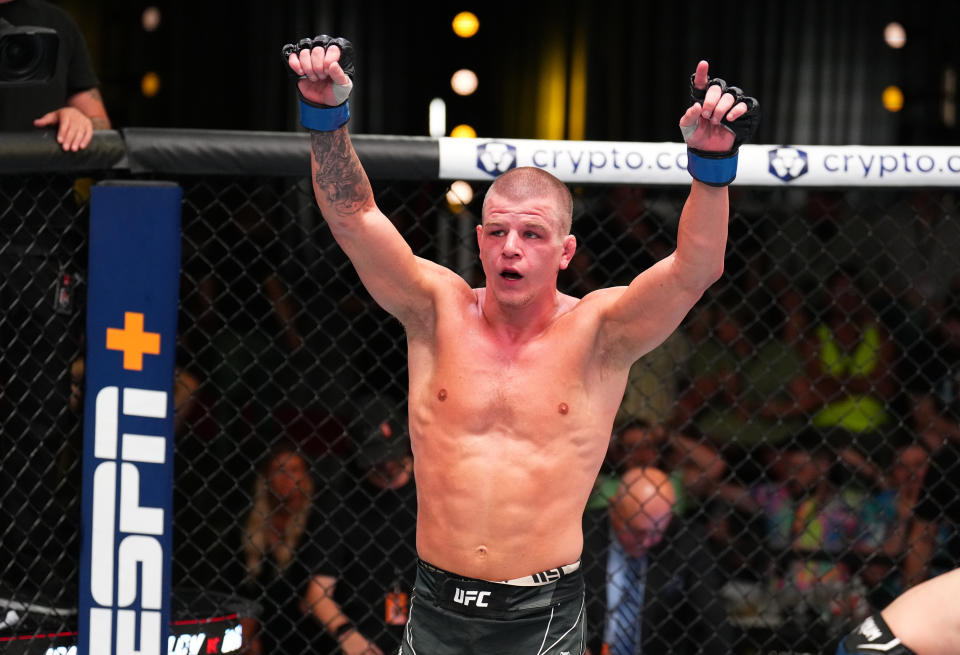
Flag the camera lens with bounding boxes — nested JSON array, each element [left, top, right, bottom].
[[0, 34, 42, 76]]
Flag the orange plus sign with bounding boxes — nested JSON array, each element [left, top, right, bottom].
[[106, 311, 161, 371]]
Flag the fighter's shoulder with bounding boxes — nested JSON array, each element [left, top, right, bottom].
[[415, 257, 473, 297], [551, 287, 630, 339], [576, 285, 628, 305], [572, 286, 630, 316], [395, 257, 473, 333]]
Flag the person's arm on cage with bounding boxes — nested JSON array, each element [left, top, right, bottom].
[[33, 86, 110, 151], [303, 574, 384, 655]]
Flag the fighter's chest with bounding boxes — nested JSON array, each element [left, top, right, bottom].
[[429, 327, 589, 424]]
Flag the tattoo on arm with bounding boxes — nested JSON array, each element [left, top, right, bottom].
[[310, 129, 372, 216], [84, 88, 110, 129]]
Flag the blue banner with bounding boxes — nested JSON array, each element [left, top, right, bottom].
[[80, 182, 181, 655]]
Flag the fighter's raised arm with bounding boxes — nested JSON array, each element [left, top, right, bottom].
[[284, 36, 444, 328], [595, 60, 759, 366]]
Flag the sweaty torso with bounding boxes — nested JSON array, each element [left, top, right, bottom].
[[406, 286, 629, 581]]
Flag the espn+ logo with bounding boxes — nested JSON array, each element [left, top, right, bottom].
[[87, 311, 169, 655]]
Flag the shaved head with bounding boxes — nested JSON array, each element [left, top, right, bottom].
[[482, 167, 573, 235], [609, 467, 675, 557]]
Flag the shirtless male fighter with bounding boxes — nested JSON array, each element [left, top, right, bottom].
[[283, 34, 759, 655]]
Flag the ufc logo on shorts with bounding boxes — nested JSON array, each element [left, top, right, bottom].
[[453, 588, 491, 607]]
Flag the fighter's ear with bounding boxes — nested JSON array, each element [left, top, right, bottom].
[[559, 234, 577, 270]]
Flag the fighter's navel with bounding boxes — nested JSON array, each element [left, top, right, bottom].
[[438, 388, 447, 401], [475, 545, 488, 559], [558, 402, 569, 415]]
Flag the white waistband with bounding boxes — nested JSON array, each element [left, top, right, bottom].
[[498, 560, 582, 587]]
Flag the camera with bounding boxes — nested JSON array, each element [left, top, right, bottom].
[[0, 18, 59, 86]]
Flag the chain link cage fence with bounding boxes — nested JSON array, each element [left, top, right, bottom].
[[1, 131, 959, 655]]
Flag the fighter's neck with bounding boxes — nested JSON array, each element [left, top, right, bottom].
[[477, 288, 564, 342]]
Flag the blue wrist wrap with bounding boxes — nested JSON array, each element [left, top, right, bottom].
[[300, 99, 350, 132], [687, 149, 738, 187]]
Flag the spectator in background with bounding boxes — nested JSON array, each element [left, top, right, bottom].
[[583, 467, 731, 655], [715, 438, 866, 637], [673, 293, 750, 434], [902, 432, 960, 590], [615, 330, 691, 430], [852, 443, 928, 608], [906, 278, 960, 452], [305, 395, 417, 655], [603, 418, 726, 515], [900, 279, 960, 588], [766, 267, 898, 464], [0, 0, 110, 149], [0, 0, 109, 609], [182, 195, 319, 532], [675, 290, 808, 449], [237, 445, 327, 655]]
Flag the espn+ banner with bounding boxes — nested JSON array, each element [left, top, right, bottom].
[[80, 182, 181, 655]]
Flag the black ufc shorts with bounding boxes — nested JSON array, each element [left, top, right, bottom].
[[400, 559, 586, 655]]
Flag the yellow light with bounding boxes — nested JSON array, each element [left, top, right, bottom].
[[141, 72, 161, 98], [450, 69, 479, 96], [882, 85, 904, 112], [450, 124, 477, 138], [536, 36, 566, 139], [567, 24, 587, 141], [446, 180, 474, 212], [452, 11, 479, 38]]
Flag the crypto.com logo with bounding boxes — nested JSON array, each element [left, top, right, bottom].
[[768, 146, 809, 182], [476, 142, 517, 177]]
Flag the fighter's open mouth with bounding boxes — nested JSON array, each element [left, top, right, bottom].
[[501, 271, 523, 280]]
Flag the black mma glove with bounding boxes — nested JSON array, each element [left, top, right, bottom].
[[281, 35, 356, 132], [836, 614, 917, 655], [682, 74, 760, 186]]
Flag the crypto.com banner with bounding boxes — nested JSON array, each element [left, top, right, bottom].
[[439, 138, 960, 186], [80, 182, 181, 655]]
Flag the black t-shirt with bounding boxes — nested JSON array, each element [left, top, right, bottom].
[[639, 519, 732, 655], [322, 475, 419, 654], [237, 508, 334, 655], [0, 0, 99, 130]]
